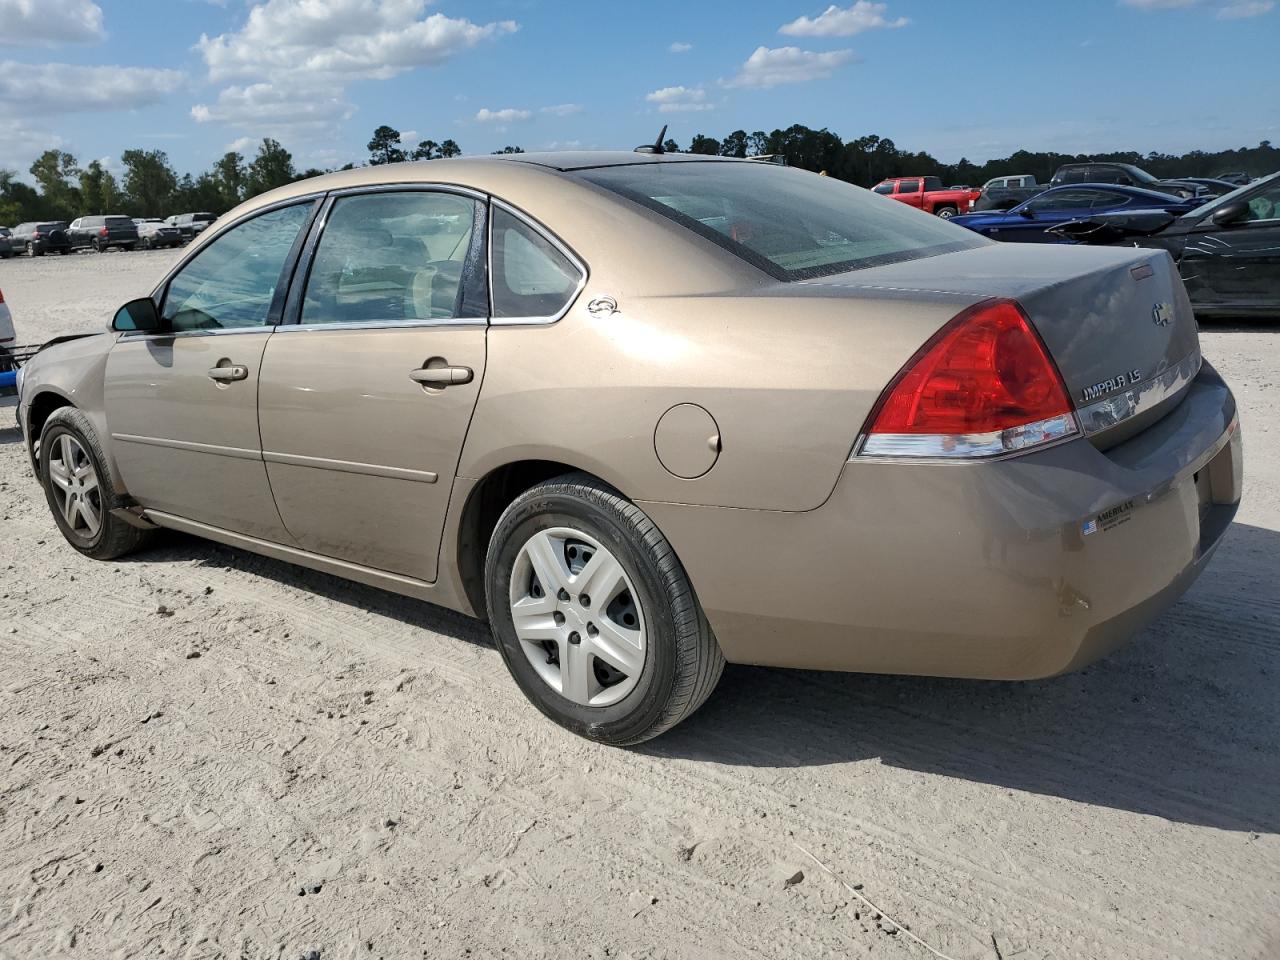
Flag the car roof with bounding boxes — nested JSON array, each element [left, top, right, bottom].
[[499, 151, 732, 171]]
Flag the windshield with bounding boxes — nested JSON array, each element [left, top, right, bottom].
[[576, 162, 987, 280]]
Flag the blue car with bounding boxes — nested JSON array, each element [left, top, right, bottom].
[[949, 184, 1203, 243]]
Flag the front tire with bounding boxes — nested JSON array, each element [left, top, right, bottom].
[[485, 473, 723, 745], [39, 408, 152, 561]]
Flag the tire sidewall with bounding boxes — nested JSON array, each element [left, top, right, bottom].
[[487, 489, 681, 742]]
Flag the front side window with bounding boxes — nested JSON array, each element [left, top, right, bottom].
[[302, 191, 478, 325], [578, 162, 987, 281], [490, 207, 583, 319], [872, 182, 894, 195], [162, 202, 312, 332], [1240, 182, 1280, 222]]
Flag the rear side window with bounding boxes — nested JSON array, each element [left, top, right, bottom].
[[923, 177, 944, 191], [898, 179, 921, 193], [302, 191, 478, 325], [578, 162, 986, 281], [162, 203, 312, 331], [490, 207, 583, 320]]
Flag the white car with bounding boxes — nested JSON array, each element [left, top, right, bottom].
[[1, 286, 17, 409]]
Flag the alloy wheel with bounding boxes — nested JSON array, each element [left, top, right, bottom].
[[509, 527, 646, 707], [47, 433, 102, 539]]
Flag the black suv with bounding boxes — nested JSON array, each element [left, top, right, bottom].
[[8, 222, 72, 256], [166, 211, 217, 240], [68, 215, 139, 253]]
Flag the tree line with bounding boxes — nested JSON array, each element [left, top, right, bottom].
[[3, 121, 1276, 225]]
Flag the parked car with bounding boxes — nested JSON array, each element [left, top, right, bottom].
[[1049, 162, 1203, 199], [871, 176, 973, 218], [1179, 177, 1241, 197], [8, 221, 71, 256], [166, 211, 217, 240], [1049, 171, 1280, 319], [0, 285, 15, 408], [15, 152, 1241, 744], [0, 227, 13, 259], [950, 184, 1202, 243], [983, 174, 1039, 190], [1216, 172, 1252, 186], [136, 219, 184, 250], [68, 215, 139, 253]]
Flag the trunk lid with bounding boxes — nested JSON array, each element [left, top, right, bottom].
[[804, 243, 1200, 445]]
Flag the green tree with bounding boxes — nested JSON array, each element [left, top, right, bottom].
[[491, 146, 525, 154], [121, 149, 178, 217], [29, 149, 81, 219], [367, 125, 406, 165], [78, 160, 121, 213], [245, 138, 296, 197], [688, 134, 721, 156], [210, 151, 247, 211], [411, 139, 440, 161], [720, 130, 749, 159], [0, 169, 44, 224], [662, 137, 680, 154], [439, 139, 462, 158]]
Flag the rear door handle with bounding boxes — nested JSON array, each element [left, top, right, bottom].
[[410, 364, 473, 386], [208, 365, 249, 382]]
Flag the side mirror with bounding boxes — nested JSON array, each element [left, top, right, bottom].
[[1017, 207, 1036, 219], [1211, 200, 1250, 227], [112, 297, 162, 332]]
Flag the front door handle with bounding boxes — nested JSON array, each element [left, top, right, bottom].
[[208, 365, 249, 382], [410, 364, 473, 386]]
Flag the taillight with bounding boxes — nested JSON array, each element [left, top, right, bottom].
[[857, 299, 1078, 459], [0, 288, 5, 303], [99, 227, 109, 237]]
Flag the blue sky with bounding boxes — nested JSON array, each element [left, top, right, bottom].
[[1, 0, 1277, 180]]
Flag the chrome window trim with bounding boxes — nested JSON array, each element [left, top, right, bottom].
[[487, 197, 589, 326], [1076, 349, 1202, 436], [276, 318, 488, 334], [117, 327, 273, 341]]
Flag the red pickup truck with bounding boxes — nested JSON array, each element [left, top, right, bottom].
[[871, 176, 973, 218]]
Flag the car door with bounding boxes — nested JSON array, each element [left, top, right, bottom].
[[255, 187, 490, 581], [1181, 179, 1280, 313], [104, 199, 319, 540], [896, 179, 923, 209]]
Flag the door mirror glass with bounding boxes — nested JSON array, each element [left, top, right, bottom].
[[1017, 206, 1035, 218], [1211, 200, 1250, 227], [112, 297, 162, 332]]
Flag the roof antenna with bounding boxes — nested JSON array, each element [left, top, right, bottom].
[[634, 124, 668, 155]]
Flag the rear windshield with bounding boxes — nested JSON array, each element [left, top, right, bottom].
[[105, 216, 134, 228], [576, 162, 987, 280]]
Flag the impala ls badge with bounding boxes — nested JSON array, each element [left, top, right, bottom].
[[1152, 302, 1174, 327]]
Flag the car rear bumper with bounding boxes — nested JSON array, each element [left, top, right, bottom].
[[641, 362, 1242, 679]]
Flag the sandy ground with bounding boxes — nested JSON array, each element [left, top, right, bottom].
[[0, 249, 1277, 960]]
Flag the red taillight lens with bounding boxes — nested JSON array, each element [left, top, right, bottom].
[[0, 288, 5, 303], [99, 227, 109, 237], [860, 299, 1077, 459]]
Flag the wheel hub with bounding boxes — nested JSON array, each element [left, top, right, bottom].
[[508, 527, 646, 707]]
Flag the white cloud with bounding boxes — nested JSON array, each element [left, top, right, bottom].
[[225, 136, 256, 153], [475, 107, 531, 123], [0, 121, 67, 174], [540, 103, 583, 117], [196, 0, 517, 83], [0, 61, 183, 116], [645, 85, 713, 113], [779, 2, 908, 37], [0, 0, 104, 47], [1217, 0, 1273, 16], [723, 46, 857, 89], [668, 41, 693, 53], [1121, 0, 1272, 14], [191, 80, 353, 133]]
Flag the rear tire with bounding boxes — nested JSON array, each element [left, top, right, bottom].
[[936, 205, 958, 219], [39, 408, 153, 561], [485, 473, 723, 746]]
